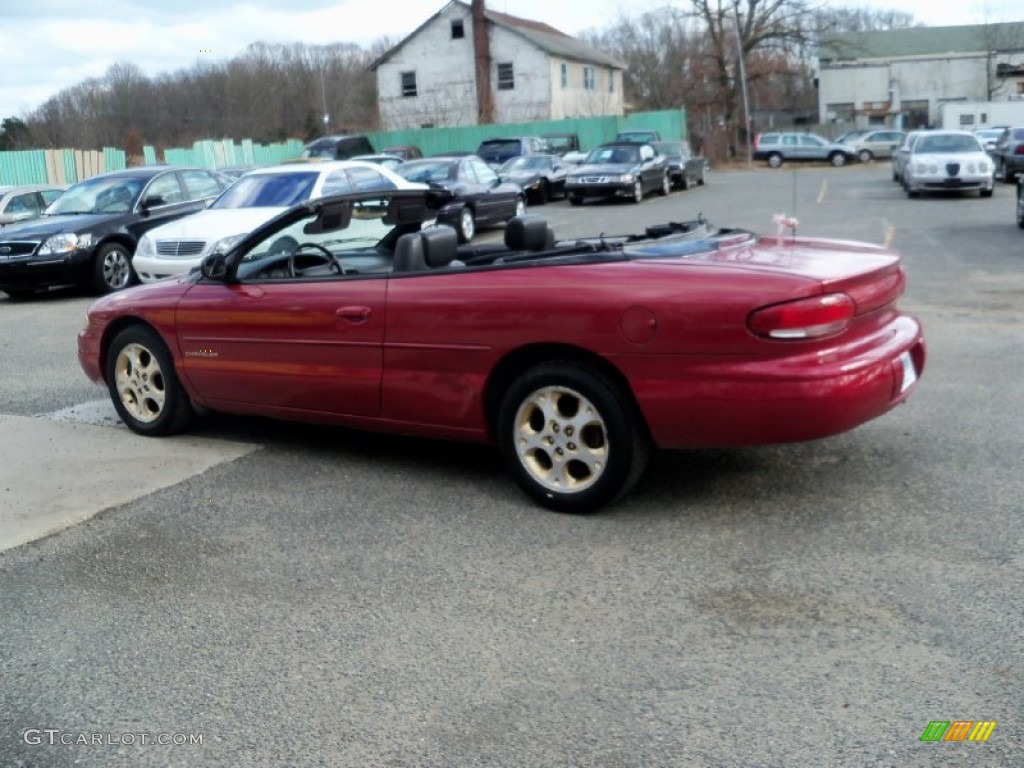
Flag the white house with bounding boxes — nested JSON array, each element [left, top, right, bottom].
[[817, 22, 1024, 130], [369, 0, 626, 130]]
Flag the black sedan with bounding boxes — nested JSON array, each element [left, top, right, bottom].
[[565, 143, 670, 205], [498, 154, 568, 204], [653, 141, 708, 190], [396, 155, 525, 242], [0, 166, 229, 298]]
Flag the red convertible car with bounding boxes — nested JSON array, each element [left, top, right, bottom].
[[78, 189, 925, 512]]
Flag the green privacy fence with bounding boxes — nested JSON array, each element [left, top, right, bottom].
[[368, 109, 687, 155], [0, 109, 685, 183], [0, 147, 126, 185], [156, 137, 307, 168]]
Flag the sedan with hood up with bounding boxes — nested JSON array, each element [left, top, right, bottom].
[[565, 142, 670, 205]]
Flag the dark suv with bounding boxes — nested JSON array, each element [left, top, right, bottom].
[[476, 137, 548, 170], [0, 166, 229, 298], [992, 126, 1024, 183], [302, 134, 375, 160]]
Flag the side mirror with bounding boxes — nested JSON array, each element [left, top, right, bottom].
[[139, 195, 166, 216], [200, 252, 230, 281]]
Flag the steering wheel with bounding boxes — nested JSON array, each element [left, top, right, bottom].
[[286, 242, 344, 276]]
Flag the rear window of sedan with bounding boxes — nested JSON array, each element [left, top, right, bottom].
[[211, 172, 318, 208]]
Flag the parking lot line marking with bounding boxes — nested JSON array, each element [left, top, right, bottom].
[[817, 180, 828, 203], [884, 225, 896, 248]]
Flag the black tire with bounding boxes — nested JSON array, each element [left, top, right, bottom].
[[105, 325, 194, 436], [697, 166, 706, 186], [456, 206, 476, 243], [998, 160, 1014, 184], [830, 152, 848, 167], [980, 188, 993, 198], [766, 153, 783, 168], [680, 173, 690, 191], [858, 149, 873, 163], [92, 242, 135, 294], [1017, 188, 1024, 229], [497, 362, 649, 513], [569, 195, 583, 207], [907, 187, 919, 199], [538, 180, 550, 204]]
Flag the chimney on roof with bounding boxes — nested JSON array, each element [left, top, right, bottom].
[[472, 0, 494, 124]]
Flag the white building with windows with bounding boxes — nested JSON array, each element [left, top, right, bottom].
[[817, 22, 1024, 130], [369, 0, 625, 130]]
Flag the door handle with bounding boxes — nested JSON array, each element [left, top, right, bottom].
[[336, 306, 372, 322]]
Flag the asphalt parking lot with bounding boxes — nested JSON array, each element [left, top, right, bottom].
[[1, 162, 1021, 767]]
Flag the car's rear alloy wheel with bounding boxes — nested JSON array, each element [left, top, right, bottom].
[[830, 152, 848, 167], [767, 153, 783, 168], [106, 325, 194, 436], [632, 179, 644, 203], [457, 207, 476, 243], [659, 173, 671, 196], [498, 362, 649, 513], [858, 149, 873, 163], [92, 242, 135, 294]]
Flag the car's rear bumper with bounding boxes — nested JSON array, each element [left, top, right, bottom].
[[619, 315, 926, 449]]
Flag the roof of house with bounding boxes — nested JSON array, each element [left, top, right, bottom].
[[369, 0, 625, 71], [820, 21, 1024, 63]]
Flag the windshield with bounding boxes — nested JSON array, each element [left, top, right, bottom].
[[211, 172, 318, 209], [501, 156, 550, 172], [46, 177, 144, 215], [396, 161, 455, 184], [915, 135, 981, 154], [586, 146, 639, 165]]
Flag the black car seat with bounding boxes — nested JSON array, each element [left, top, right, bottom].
[[504, 215, 555, 252]]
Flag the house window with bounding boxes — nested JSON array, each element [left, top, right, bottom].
[[497, 62, 514, 90], [583, 66, 595, 91], [451, 19, 464, 39], [401, 71, 417, 98], [608, 69, 615, 92], [959, 114, 975, 126], [560, 62, 568, 89]]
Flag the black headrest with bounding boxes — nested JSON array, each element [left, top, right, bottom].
[[504, 215, 550, 251], [393, 231, 425, 272], [420, 226, 459, 268]]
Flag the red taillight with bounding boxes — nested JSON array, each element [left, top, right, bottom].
[[748, 293, 855, 339]]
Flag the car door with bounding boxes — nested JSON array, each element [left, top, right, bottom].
[[468, 158, 513, 223], [799, 135, 827, 160], [173, 202, 389, 416], [126, 171, 213, 243]]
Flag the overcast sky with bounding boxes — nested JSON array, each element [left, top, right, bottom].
[[0, 0, 1018, 120]]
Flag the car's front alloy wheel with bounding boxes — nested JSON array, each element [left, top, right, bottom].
[[514, 197, 527, 218], [106, 325, 194, 436], [659, 173, 671, 196], [92, 242, 134, 294], [497, 362, 649, 513], [830, 152, 848, 167], [457, 207, 476, 243], [632, 179, 644, 203]]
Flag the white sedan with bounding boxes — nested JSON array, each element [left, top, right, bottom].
[[133, 161, 423, 282], [903, 131, 994, 198]]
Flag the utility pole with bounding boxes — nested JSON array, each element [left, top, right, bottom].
[[733, 0, 753, 167]]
